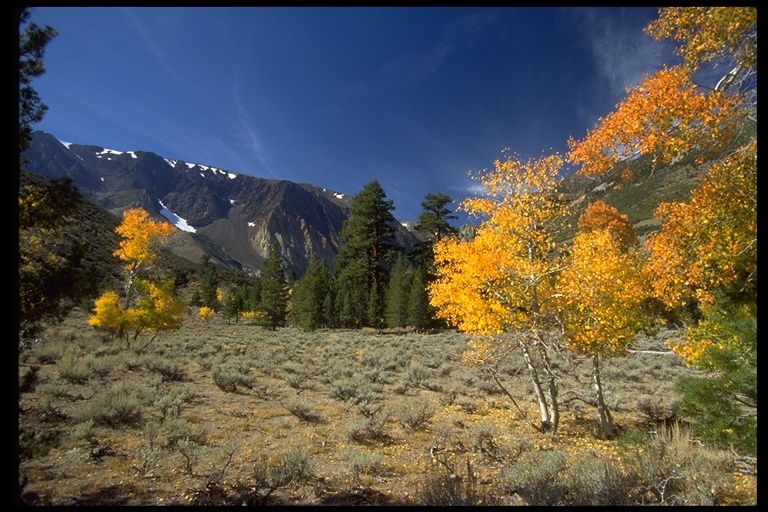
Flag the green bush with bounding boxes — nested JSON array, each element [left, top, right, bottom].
[[19, 429, 61, 459]]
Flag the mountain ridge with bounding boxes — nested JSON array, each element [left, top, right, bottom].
[[21, 130, 422, 276]]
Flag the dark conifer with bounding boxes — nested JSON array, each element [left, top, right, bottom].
[[332, 179, 398, 327], [258, 242, 289, 330]]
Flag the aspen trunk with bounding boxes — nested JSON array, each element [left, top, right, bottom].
[[538, 341, 559, 433], [592, 353, 614, 438], [521, 341, 558, 433]]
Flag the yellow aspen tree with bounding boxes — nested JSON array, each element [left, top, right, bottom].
[[113, 207, 176, 304], [644, 7, 756, 75], [566, 66, 743, 176], [558, 201, 649, 437], [89, 207, 182, 350], [430, 152, 569, 433], [87, 290, 125, 337], [122, 278, 186, 349], [642, 141, 756, 452], [567, 7, 754, 179]]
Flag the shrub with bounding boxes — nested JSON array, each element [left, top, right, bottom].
[[198, 306, 215, 322], [57, 353, 94, 384], [500, 449, 569, 505], [32, 344, 63, 364], [242, 448, 313, 504], [146, 359, 187, 382], [36, 379, 71, 399], [19, 365, 40, 394], [19, 429, 61, 459], [564, 451, 635, 505], [153, 388, 192, 420], [80, 382, 145, 427], [211, 365, 253, 393], [393, 396, 437, 432], [283, 398, 323, 423], [620, 422, 737, 505], [341, 447, 388, 482], [346, 413, 390, 445], [418, 456, 501, 506]]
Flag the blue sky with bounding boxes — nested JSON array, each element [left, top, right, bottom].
[[27, 7, 678, 222]]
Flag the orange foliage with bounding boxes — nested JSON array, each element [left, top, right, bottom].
[[577, 200, 637, 251], [645, 7, 756, 72], [643, 140, 756, 315], [566, 66, 742, 176]]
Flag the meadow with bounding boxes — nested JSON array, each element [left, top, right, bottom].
[[17, 308, 756, 506]]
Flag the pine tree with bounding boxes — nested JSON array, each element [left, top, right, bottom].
[[197, 254, 219, 310], [332, 179, 397, 327], [18, 7, 57, 154], [258, 242, 289, 330], [407, 265, 431, 331], [411, 191, 459, 269], [221, 290, 245, 325], [367, 279, 383, 329], [385, 255, 410, 328], [290, 253, 330, 331], [414, 191, 458, 242]]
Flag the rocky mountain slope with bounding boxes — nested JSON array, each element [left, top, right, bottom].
[[21, 131, 420, 276]]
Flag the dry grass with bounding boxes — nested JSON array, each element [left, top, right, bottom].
[[17, 309, 756, 505]]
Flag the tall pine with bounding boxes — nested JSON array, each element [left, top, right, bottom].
[[407, 264, 431, 331], [411, 191, 458, 269], [258, 242, 288, 330], [332, 179, 397, 327]]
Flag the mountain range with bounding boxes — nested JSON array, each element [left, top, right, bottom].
[[21, 131, 422, 276]]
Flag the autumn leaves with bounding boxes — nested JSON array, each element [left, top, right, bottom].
[[428, 7, 756, 439]]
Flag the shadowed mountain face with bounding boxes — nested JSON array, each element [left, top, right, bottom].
[[22, 131, 423, 276]]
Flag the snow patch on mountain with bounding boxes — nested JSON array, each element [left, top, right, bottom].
[[158, 199, 196, 233]]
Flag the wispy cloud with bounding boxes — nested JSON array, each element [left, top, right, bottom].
[[232, 82, 279, 178], [566, 8, 678, 137], [578, 8, 666, 99], [121, 8, 179, 82]]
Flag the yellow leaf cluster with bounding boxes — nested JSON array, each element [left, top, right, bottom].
[[558, 219, 648, 358], [430, 153, 567, 349], [644, 140, 756, 311], [87, 290, 125, 333], [198, 306, 216, 322], [113, 207, 176, 270], [645, 7, 756, 72]]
